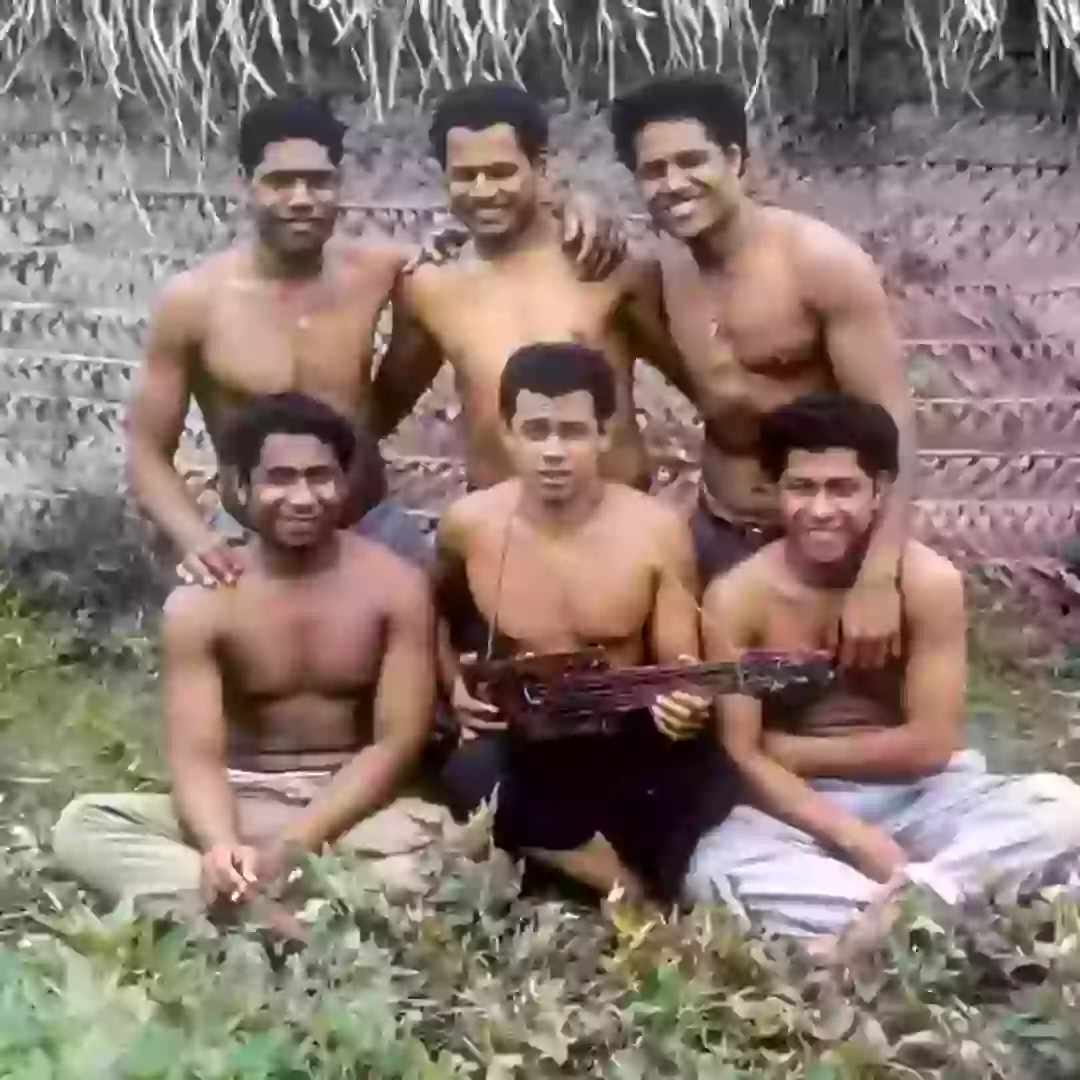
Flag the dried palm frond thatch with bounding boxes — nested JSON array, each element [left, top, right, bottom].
[[1, 0, 1079, 151]]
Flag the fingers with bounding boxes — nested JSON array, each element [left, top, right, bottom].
[[405, 227, 470, 274], [463, 715, 508, 733], [226, 848, 259, 903], [178, 557, 218, 589], [457, 695, 504, 730], [651, 692, 709, 741], [204, 547, 241, 586], [178, 539, 244, 589], [235, 846, 259, 885], [592, 226, 625, 281]]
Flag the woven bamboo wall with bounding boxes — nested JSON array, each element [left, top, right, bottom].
[[1, 97, 1077, 653]]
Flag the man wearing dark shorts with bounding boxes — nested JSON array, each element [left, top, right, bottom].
[[434, 342, 735, 903], [688, 500, 782, 585]]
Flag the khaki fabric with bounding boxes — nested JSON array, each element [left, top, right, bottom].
[[52, 769, 452, 917]]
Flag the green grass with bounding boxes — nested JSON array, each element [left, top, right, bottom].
[[3, 582, 1080, 1078]]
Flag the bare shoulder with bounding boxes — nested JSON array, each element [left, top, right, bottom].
[[394, 251, 465, 310], [161, 583, 223, 646], [335, 237, 408, 271], [330, 238, 411, 290], [701, 543, 776, 616], [439, 483, 516, 547], [340, 532, 431, 608], [900, 541, 964, 611], [773, 207, 883, 292], [612, 247, 664, 299], [151, 252, 226, 326], [608, 485, 686, 541]]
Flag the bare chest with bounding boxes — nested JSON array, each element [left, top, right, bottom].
[[218, 589, 384, 699], [756, 593, 903, 730], [198, 287, 384, 419], [464, 527, 655, 654], [420, 264, 629, 394], [663, 256, 831, 418]]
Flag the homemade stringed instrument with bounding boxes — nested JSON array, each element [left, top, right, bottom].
[[461, 648, 835, 741]]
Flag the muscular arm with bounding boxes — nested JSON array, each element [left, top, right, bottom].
[[616, 254, 700, 404], [126, 276, 212, 554], [804, 231, 915, 577], [370, 272, 446, 439], [162, 589, 238, 852], [433, 510, 468, 692], [649, 507, 702, 663], [766, 554, 966, 781], [283, 566, 437, 852], [703, 570, 878, 860]]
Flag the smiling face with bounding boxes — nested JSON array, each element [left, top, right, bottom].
[[504, 389, 609, 507], [247, 138, 341, 258], [443, 123, 543, 241], [777, 448, 883, 568], [246, 433, 346, 548], [632, 118, 744, 241]]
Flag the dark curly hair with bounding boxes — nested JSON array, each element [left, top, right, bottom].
[[609, 73, 748, 172], [237, 93, 347, 176], [429, 82, 548, 166], [758, 393, 899, 483]]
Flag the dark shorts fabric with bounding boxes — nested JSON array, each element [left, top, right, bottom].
[[689, 498, 783, 587], [493, 711, 738, 902], [439, 732, 506, 822]]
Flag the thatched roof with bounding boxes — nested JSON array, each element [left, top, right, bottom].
[[2, 0, 1079, 152]]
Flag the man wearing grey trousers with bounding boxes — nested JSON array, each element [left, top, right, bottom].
[[684, 392, 1080, 946]]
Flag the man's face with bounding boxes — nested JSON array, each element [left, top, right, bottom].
[[777, 448, 882, 567], [444, 124, 542, 240], [505, 389, 609, 506], [246, 433, 345, 548], [248, 138, 341, 257], [633, 118, 743, 241]]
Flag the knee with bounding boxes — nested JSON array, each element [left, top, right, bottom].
[[683, 823, 740, 904], [52, 793, 111, 864], [1015, 772, 1080, 847]]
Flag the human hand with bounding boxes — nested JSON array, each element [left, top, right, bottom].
[[843, 824, 908, 885], [176, 531, 244, 588], [201, 841, 259, 903], [833, 570, 902, 669], [451, 655, 505, 734], [403, 222, 470, 275], [651, 656, 711, 741], [554, 193, 627, 281]]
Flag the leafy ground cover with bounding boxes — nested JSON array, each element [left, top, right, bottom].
[[2, 583, 1080, 1079]]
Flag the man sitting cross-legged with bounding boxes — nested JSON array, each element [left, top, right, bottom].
[[53, 393, 449, 925], [435, 342, 737, 904], [684, 392, 1080, 943]]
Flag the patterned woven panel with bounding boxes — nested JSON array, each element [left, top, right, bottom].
[[1, 103, 1079, 655]]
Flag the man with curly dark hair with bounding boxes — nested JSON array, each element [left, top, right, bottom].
[[610, 74, 915, 673]]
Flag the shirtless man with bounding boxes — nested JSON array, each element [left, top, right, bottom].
[[127, 93, 620, 587], [684, 392, 1080, 943], [373, 82, 689, 492], [609, 75, 915, 669], [435, 342, 733, 902], [54, 393, 445, 921]]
